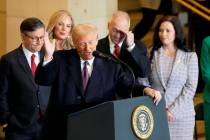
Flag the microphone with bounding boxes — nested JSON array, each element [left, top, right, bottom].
[[92, 51, 119, 63], [93, 50, 135, 98]]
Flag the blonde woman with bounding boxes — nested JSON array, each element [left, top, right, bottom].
[[46, 10, 74, 50]]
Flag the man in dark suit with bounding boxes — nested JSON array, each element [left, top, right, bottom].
[[35, 23, 161, 140], [97, 10, 151, 97], [0, 17, 51, 140]]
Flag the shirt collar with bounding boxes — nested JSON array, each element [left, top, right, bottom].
[[22, 44, 39, 58], [108, 35, 124, 47], [80, 57, 95, 66]]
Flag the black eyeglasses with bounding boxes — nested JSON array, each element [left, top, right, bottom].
[[24, 33, 44, 42]]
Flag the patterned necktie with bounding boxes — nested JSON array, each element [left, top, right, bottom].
[[113, 44, 120, 57], [82, 61, 89, 90], [31, 54, 37, 76]]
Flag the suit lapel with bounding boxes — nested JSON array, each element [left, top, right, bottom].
[[67, 52, 84, 95], [39, 50, 44, 61], [154, 49, 167, 89], [119, 41, 130, 58], [85, 58, 102, 96], [17, 45, 37, 87], [99, 36, 112, 54], [154, 48, 183, 89]]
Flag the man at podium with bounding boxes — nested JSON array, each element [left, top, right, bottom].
[[35, 23, 161, 140]]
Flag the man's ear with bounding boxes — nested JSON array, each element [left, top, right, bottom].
[[20, 32, 25, 42], [107, 22, 110, 29]]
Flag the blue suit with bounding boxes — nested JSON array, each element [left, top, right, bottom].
[[35, 49, 133, 140]]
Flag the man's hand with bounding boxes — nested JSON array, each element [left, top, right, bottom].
[[143, 87, 162, 106], [124, 31, 135, 47], [43, 32, 56, 61]]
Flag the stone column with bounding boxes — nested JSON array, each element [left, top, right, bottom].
[[68, 0, 117, 38]]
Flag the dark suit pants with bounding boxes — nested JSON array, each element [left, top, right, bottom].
[[5, 121, 42, 140]]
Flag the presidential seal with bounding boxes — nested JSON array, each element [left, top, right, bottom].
[[132, 105, 154, 139]]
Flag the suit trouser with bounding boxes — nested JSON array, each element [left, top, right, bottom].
[[204, 101, 210, 140], [5, 121, 42, 140]]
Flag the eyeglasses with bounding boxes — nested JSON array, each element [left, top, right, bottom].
[[78, 40, 97, 47], [24, 33, 44, 42], [111, 28, 125, 35]]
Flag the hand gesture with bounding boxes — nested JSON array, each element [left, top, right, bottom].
[[143, 87, 162, 105], [124, 31, 135, 47], [43, 32, 56, 61]]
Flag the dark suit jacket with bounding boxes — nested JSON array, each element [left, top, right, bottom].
[[97, 36, 151, 96], [35, 49, 132, 140], [0, 45, 51, 131]]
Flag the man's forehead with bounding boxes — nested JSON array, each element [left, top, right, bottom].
[[111, 19, 129, 29], [78, 32, 97, 38], [27, 28, 45, 35], [111, 24, 129, 33]]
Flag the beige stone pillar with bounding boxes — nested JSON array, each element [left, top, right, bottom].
[[68, 0, 117, 38]]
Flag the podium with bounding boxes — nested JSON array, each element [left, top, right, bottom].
[[67, 96, 170, 140]]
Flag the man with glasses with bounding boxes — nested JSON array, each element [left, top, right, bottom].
[[0, 17, 51, 140], [97, 11, 158, 97]]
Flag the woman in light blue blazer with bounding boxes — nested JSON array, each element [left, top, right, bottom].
[[150, 16, 198, 140]]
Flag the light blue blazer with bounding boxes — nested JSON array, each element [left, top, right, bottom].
[[150, 48, 198, 119]]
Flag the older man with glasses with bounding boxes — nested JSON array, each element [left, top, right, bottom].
[[97, 11, 161, 99], [0, 17, 51, 140]]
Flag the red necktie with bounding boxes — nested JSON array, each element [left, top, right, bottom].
[[82, 61, 89, 90], [113, 44, 120, 57], [31, 54, 37, 76]]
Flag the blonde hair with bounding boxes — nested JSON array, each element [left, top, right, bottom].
[[72, 23, 98, 44], [47, 10, 74, 50]]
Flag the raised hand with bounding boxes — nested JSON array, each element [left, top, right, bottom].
[[124, 30, 135, 47], [43, 32, 56, 61]]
